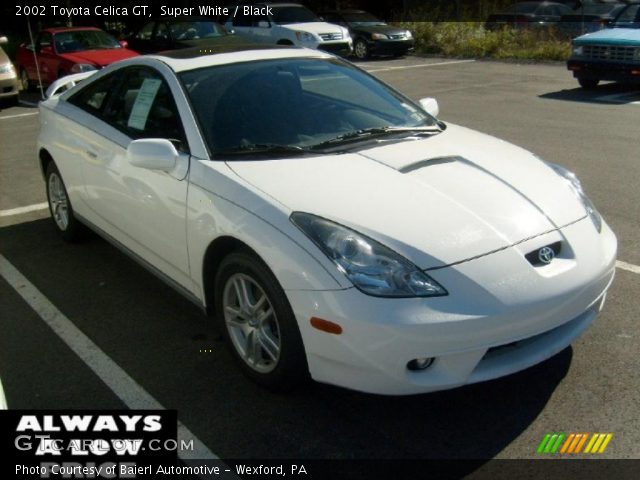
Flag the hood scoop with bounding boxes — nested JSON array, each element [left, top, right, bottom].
[[398, 155, 463, 174]]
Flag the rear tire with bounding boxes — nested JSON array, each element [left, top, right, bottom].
[[45, 162, 84, 242], [214, 251, 308, 390], [578, 78, 599, 89]]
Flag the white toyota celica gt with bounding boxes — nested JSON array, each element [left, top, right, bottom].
[[38, 46, 616, 395]]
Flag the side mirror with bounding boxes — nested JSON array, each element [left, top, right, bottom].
[[40, 45, 53, 54], [0, 36, 8, 45], [127, 139, 178, 172], [119, 40, 129, 48], [419, 97, 439, 117], [257, 21, 271, 28]]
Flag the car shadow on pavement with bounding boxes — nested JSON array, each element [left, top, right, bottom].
[[0, 218, 572, 471], [540, 82, 640, 105]]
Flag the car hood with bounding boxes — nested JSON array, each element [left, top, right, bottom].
[[574, 28, 640, 45], [351, 24, 408, 36], [280, 22, 345, 35], [226, 124, 588, 269], [60, 48, 138, 67]]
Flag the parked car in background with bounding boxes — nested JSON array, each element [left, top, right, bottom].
[[127, 18, 240, 54], [558, 2, 627, 38], [320, 10, 414, 59], [222, 2, 352, 55], [16, 27, 138, 90], [0, 36, 19, 105], [485, 1, 575, 29], [568, 2, 640, 88]]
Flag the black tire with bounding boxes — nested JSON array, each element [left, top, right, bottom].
[[578, 78, 599, 89], [354, 38, 370, 60], [214, 251, 308, 390], [45, 162, 85, 242]]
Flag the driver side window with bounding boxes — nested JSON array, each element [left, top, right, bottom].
[[104, 68, 188, 151]]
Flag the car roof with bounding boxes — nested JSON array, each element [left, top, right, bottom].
[[149, 44, 332, 72], [43, 27, 101, 34]]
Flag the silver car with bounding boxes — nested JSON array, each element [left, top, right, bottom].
[[0, 36, 19, 106]]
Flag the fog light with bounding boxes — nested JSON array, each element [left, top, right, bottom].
[[407, 357, 434, 371]]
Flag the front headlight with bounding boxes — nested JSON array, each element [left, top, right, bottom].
[[548, 163, 602, 233], [572, 44, 584, 56], [291, 213, 447, 298], [405, 30, 413, 39], [0, 63, 15, 74], [372, 33, 389, 40], [71, 63, 98, 73], [295, 31, 315, 42]]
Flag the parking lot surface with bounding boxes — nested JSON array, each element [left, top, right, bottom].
[[1, 56, 639, 461]]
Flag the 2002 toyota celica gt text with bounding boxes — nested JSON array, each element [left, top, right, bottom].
[[37, 46, 616, 395]]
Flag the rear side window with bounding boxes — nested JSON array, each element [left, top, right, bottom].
[[68, 73, 120, 115]]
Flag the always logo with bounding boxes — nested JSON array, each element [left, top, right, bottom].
[[1, 410, 177, 463]]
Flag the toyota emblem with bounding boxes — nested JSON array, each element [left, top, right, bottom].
[[538, 246, 555, 264]]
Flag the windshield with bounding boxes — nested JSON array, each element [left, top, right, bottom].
[[507, 3, 539, 14], [272, 6, 319, 24], [613, 4, 640, 27], [180, 58, 437, 156], [169, 21, 226, 40], [54, 30, 120, 53], [343, 13, 386, 26]]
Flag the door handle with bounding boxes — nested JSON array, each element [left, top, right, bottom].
[[85, 150, 98, 159]]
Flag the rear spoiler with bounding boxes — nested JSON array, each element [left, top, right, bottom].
[[45, 71, 97, 99]]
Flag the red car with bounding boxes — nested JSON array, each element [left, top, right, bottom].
[[17, 27, 138, 90]]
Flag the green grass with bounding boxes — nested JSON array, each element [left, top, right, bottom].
[[399, 22, 571, 61]]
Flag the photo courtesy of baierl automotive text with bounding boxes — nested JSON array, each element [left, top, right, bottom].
[[0, 1, 638, 479]]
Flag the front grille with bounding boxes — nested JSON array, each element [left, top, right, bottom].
[[389, 33, 407, 40], [583, 44, 637, 62], [525, 241, 562, 267], [319, 32, 343, 41]]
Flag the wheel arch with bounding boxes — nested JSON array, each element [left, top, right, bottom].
[[39, 148, 54, 180], [202, 235, 261, 314]]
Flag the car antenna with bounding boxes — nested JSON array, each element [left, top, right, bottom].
[[27, 19, 45, 100]]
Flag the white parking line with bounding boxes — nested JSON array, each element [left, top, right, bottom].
[[0, 202, 48, 217], [0, 254, 218, 461], [616, 260, 640, 275], [363, 59, 476, 73], [0, 111, 39, 120]]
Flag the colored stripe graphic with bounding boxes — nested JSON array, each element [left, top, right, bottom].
[[538, 433, 613, 454]]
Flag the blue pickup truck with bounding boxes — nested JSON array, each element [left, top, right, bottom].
[[567, 2, 640, 89]]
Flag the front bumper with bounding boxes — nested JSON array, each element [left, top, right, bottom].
[[0, 74, 19, 98], [287, 217, 617, 395], [317, 42, 352, 56], [567, 59, 640, 83], [369, 39, 415, 56]]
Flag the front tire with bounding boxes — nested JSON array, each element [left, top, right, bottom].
[[19, 69, 31, 92], [214, 252, 308, 390], [578, 78, 599, 89], [45, 162, 84, 242], [354, 38, 370, 60]]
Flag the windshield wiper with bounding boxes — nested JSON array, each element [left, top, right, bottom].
[[310, 126, 444, 150], [215, 143, 313, 157]]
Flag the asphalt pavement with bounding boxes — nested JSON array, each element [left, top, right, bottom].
[[0, 56, 638, 462]]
